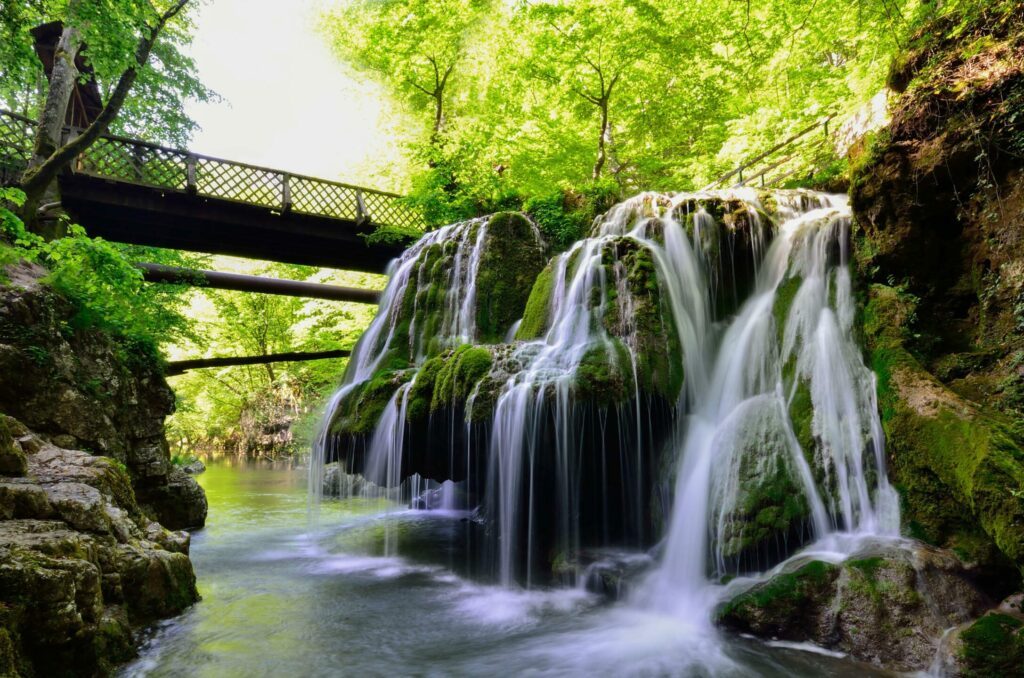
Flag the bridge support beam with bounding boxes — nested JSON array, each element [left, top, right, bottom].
[[137, 263, 381, 304], [166, 349, 352, 376]]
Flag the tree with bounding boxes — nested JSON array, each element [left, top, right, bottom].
[[4, 0, 206, 234], [325, 0, 495, 145]]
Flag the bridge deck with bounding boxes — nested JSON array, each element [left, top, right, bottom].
[[0, 109, 420, 272]]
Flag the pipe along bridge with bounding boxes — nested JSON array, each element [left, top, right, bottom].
[[1, 108, 412, 372]]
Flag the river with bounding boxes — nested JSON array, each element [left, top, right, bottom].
[[120, 461, 889, 677]]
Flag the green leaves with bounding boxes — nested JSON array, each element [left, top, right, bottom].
[[0, 0, 213, 146]]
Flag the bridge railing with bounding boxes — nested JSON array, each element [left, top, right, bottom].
[[0, 108, 424, 231], [702, 115, 836, 191]]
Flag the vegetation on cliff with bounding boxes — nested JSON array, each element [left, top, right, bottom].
[[852, 1, 1024, 582]]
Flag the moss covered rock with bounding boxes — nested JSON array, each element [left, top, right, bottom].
[[0, 416, 199, 676], [475, 213, 547, 343], [0, 416, 26, 477], [956, 612, 1024, 677], [718, 544, 991, 672]]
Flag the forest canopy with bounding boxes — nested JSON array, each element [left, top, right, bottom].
[[326, 0, 982, 226]]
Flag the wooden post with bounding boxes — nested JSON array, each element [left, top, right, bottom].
[[186, 154, 197, 193], [282, 174, 292, 213], [355, 189, 367, 223]]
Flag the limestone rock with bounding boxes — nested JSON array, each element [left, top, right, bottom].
[[0, 262, 206, 529], [0, 418, 200, 676], [717, 540, 991, 672]]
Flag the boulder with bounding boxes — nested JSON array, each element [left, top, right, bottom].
[[717, 541, 991, 672], [0, 417, 200, 676]]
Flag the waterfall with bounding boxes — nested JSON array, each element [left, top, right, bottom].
[[308, 217, 493, 517], [311, 189, 900, 603]]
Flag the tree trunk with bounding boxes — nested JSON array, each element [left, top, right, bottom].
[[20, 0, 190, 234], [593, 99, 610, 180], [28, 20, 81, 169], [22, 15, 82, 234]]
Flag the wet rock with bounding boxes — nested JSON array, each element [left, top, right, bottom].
[[182, 458, 206, 475], [559, 550, 654, 600], [0, 418, 200, 676], [0, 262, 206, 528], [139, 467, 208, 530], [717, 540, 991, 672]]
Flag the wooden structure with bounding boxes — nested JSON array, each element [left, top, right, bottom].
[[31, 22, 104, 129], [703, 115, 836, 190], [0, 108, 422, 272]]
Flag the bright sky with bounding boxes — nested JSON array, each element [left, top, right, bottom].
[[183, 0, 408, 189]]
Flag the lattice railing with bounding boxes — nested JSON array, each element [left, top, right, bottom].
[[703, 115, 837, 191], [0, 109, 425, 232], [0, 109, 34, 180]]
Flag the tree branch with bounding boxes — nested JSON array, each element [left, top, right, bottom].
[[21, 0, 190, 200]]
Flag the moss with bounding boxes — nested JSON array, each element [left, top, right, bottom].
[[0, 416, 27, 476], [872, 344, 1024, 574], [573, 341, 634, 406], [432, 345, 493, 410], [719, 441, 812, 562], [717, 560, 839, 631], [516, 259, 557, 340], [773, 276, 803, 343], [330, 369, 414, 436], [958, 613, 1024, 677], [475, 213, 547, 344], [847, 556, 885, 579], [603, 238, 685, 401]]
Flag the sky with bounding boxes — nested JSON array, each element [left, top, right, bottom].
[[182, 0, 410, 190]]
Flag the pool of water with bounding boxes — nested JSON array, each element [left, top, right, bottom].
[[120, 462, 889, 677]]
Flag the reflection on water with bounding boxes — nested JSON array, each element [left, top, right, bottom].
[[121, 463, 888, 677]]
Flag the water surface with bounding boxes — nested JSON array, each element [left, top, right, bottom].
[[121, 462, 889, 677]]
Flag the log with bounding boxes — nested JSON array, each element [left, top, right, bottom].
[[166, 349, 352, 376], [137, 263, 381, 304]]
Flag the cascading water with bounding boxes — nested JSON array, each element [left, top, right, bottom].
[[308, 216, 496, 519], [311, 189, 900, 614]]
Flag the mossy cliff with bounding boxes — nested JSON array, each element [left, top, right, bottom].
[[0, 260, 204, 676], [0, 262, 206, 530], [852, 4, 1024, 583]]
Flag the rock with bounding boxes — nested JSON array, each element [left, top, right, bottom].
[[557, 549, 654, 600], [0, 262, 206, 528], [953, 611, 1024, 677], [182, 458, 206, 475], [0, 420, 200, 676], [139, 467, 208, 530], [852, 8, 1024, 581], [0, 416, 26, 477], [717, 540, 992, 672]]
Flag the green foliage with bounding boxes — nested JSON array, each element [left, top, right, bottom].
[[0, 0, 214, 146], [326, 0, 929, 203], [166, 263, 383, 457], [1, 189, 196, 360], [523, 179, 619, 252]]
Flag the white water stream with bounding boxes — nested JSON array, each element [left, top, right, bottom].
[[311, 189, 900, 627]]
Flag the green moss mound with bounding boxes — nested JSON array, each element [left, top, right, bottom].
[[516, 259, 557, 340], [717, 560, 839, 635], [958, 614, 1024, 678], [475, 213, 547, 344]]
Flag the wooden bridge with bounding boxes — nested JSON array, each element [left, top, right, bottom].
[[0, 108, 422, 273]]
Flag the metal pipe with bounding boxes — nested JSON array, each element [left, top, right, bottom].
[[137, 263, 382, 304]]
